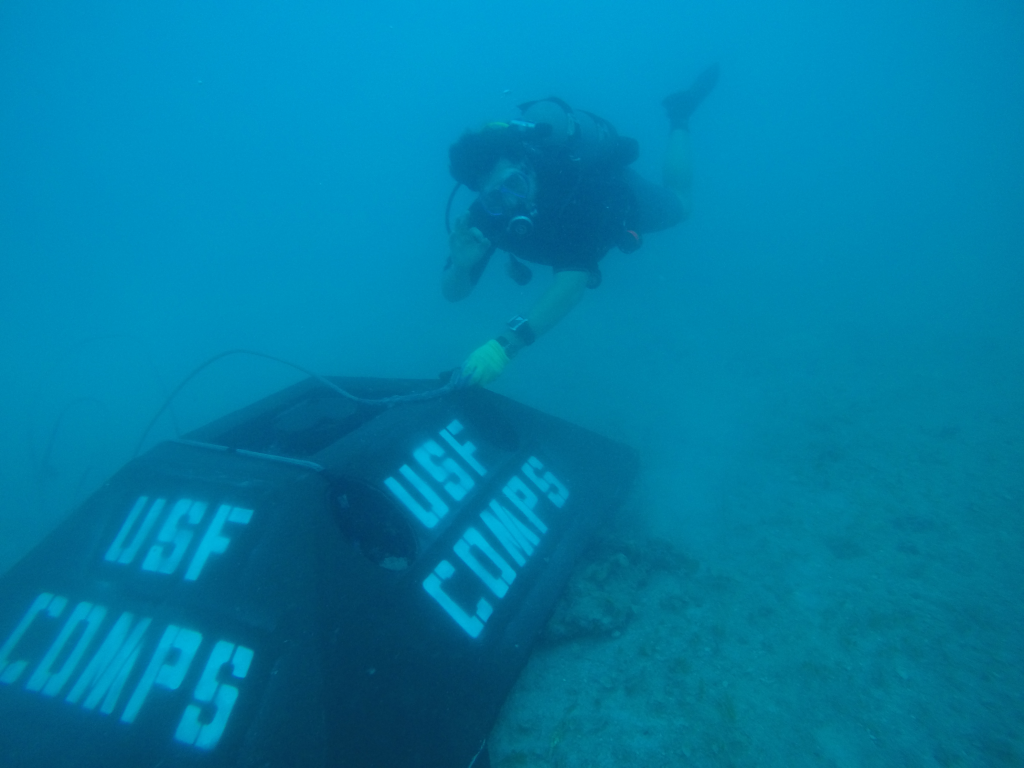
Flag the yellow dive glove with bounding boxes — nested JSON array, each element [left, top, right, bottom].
[[461, 339, 510, 386]]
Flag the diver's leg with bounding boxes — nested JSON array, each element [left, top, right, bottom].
[[663, 127, 693, 219], [662, 64, 720, 218]]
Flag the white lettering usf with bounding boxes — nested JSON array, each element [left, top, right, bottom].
[[383, 420, 485, 528], [422, 456, 570, 639], [105, 498, 253, 582], [0, 592, 252, 751]]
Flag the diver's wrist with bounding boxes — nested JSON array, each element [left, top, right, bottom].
[[506, 315, 536, 346], [496, 335, 523, 358]]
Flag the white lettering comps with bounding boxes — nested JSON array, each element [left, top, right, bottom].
[[381, 419, 570, 639], [0, 592, 254, 752], [422, 456, 569, 639]]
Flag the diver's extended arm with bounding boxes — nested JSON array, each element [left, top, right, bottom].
[[460, 269, 590, 386], [501, 269, 590, 355]]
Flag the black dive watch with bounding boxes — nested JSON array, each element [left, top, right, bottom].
[[506, 315, 536, 345]]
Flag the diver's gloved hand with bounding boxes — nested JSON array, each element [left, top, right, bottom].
[[449, 213, 492, 270], [663, 63, 720, 130], [459, 339, 510, 387]]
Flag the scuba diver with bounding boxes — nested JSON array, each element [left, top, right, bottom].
[[445, 65, 720, 386]]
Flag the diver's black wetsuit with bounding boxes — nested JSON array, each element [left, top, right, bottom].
[[462, 165, 684, 287]]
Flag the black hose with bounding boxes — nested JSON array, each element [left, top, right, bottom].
[[444, 182, 462, 234], [134, 349, 463, 456]]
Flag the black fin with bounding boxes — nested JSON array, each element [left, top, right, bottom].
[[663, 63, 720, 129]]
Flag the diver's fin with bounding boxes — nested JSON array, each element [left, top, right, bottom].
[[663, 63, 720, 129]]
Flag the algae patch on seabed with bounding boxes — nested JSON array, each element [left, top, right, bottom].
[[541, 536, 698, 644]]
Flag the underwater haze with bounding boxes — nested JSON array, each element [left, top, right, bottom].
[[2, 0, 1023, 765]]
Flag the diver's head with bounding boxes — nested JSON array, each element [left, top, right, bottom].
[[449, 122, 543, 242], [448, 124, 528, 191], [470, 157, 537, 242]]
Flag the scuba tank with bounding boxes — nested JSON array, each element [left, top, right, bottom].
[[517, 97, 639, 168]]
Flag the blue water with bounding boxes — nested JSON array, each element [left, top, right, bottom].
[[1, 1, 1021, 765]]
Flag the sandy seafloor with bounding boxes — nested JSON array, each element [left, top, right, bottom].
[[488, 343, 1024, 767]]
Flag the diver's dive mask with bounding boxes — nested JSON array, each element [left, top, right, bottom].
[[473, 168, 536, 242], [480, 169, 530, 216]]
